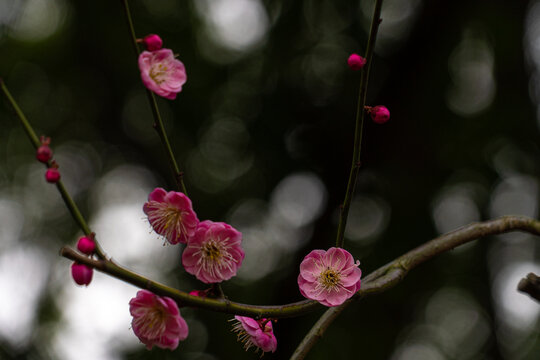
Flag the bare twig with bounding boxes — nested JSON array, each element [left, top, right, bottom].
[[518, 273, 540, 302]]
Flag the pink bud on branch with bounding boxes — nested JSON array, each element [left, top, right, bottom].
[[45, 161, 61, 183], [366, 105, 390, 124], [347, 53, 366, 71], [36, 136, 52, 163], [137, 34, 163, 51], [77, 235, 96, 255], [71, 262, 93, 286]]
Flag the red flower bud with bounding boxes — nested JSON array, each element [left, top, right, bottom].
[[142, 34, 163, 51], [347, 53, 366, 71], [77, 236, 96, 255], [45, 167, 60, 183], [71, 262, 93, 286], [369, 105, 390, 124]]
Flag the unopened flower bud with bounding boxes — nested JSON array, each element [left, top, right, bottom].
[[36, 136, 52, 163], [347, 53, 366, 71], [141, 34, 163, 51], [71, 262, 93, 286], [45, 167, 60, 183], [77, 236, 96, 255], [369, 105, 390, 124]]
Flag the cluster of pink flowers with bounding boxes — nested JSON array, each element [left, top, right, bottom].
[[133, 187, 248, 350], [138, 34, 187, 100]]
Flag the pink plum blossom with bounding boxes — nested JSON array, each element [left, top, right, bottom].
[[129, 290, 188, 350], [347, 53, 366, 70], [143, 188, 199, 245], [297, 247, 362, 307], [138, 49, 187, 100], [182, 220, 244, 283], [231, 316, 277, 354]]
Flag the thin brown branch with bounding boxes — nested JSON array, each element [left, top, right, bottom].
[[291, 215, 540, 359], [518, 273, 540, 302]]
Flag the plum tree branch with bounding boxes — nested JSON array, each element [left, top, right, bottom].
[[60, 216, 540, 324], [291, 215, 540, 360]]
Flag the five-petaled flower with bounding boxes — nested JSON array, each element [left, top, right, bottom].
[[129, 290, 189, 350], [182, 220, 245, 283], [138, 49, 187, 100], [143, 187, 199, 245], [297, 247, 362, 307], [231, 316, 277, 354]]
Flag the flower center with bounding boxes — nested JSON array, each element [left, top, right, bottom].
[[133, 306, 167, 340], [318, 267, 341, 290], [195, 237, 237, 279], [202, 242, 221, 259], [149, 63, 169, 85], [147, 201, 187, 243]]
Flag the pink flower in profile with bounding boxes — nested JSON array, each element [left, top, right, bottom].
[[297, 247, 362, 307], [231, 316, 277, 354], [143, 188, 199, 245], [129, 290, 188, 350], [138, 49, 187, 100], [182, 220, 244, 283]]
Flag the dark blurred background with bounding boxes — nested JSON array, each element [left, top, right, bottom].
[[1, 0, 539, 359]]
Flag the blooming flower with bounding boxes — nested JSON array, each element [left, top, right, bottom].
[[129, 290, 188, 350], [182, 220, 244, 283], [143, 188, 199, 245], [231, 316, 277, 354], [71, 262, 93, 286], [297, 247, 362, 307], [368, 105, 390, 124], [138, 49, 187, 100], [347, 53, 366, 71]]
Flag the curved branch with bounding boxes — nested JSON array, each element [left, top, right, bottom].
[[291, 215, 540, 359], [61, 246, 322, 318], [62, 215, 540, 323]]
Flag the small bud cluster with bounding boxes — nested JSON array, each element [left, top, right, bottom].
[[36, 136, 63, 184], [71, 233, 97, 286]]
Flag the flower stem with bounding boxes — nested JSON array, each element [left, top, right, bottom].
[[335, 0, 385, 248], [120, 0, 188, 195], [1, 78, 107, 259]]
